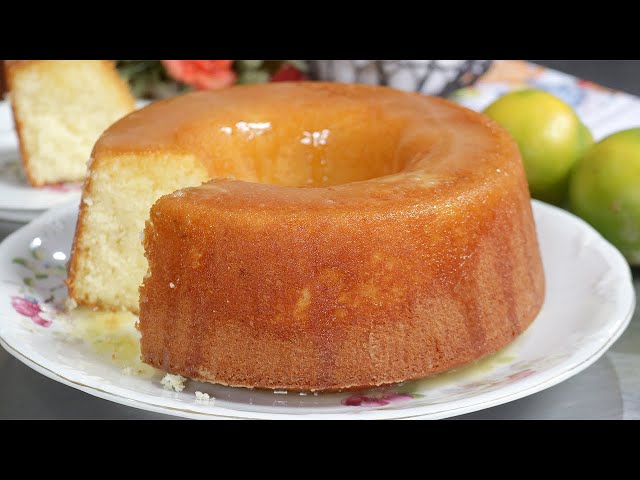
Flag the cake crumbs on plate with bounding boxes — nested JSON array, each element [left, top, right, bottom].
[[122, 366, 148, 376], [195, 391, 214, 404], [64, 297, 78, 311], [161, 373, 187, 392]]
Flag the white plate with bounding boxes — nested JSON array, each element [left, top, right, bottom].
[[0, 100, 14, 135], [0, 132, 82, 216], [0, 208, 49, 224], [0, 200, 634, 419], [0, 100, 149, 222]]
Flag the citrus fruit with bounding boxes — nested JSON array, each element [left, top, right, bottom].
[[483, 89, 592, 205], [569, 128, 640, 265]]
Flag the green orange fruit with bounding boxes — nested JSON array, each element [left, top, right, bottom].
[[484, 89, 593, 205], [569, 128, 640, 265]]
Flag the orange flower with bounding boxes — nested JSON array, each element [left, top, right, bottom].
[[162, 60, 236, 90]]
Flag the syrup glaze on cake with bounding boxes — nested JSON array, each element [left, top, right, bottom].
[[72, 83, 544, 391]]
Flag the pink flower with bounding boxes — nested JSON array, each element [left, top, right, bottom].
[[342, 392, 414, 407], [271, 64, 308, 82], [11, 296, 52, 327], [162, 60, 236, 90], [507, 369, 536, 382], [44, 183, 81, 193], [343, 394, 389, 407]]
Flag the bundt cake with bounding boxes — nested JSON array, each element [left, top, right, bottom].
[[5, 60, 134, 186], [68, 82, 545, 391]]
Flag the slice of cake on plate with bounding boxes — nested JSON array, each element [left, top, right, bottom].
[[5, 60, 135, 186]]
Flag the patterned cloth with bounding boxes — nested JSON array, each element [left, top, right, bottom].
[[452, 60, 640, 140]]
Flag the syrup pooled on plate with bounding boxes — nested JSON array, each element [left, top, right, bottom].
[[63, 307, 156, 377]]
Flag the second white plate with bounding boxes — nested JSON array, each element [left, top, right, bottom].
[[0, 132, 81, 215]]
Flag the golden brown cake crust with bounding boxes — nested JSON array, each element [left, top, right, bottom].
[[135, 83, 546, 391]]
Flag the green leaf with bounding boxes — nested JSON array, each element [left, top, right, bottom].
[[237, 70, 270, 85], [23, 277, 33, 287], [12, 257, 27, 267], [115, 60, 172, 99], [35, 273, 48, 279], [236, 60, 264, 71]]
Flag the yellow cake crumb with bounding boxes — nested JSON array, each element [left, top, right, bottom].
[[195, 391, 214, 404], [161, 373, 187, 392]]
